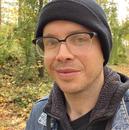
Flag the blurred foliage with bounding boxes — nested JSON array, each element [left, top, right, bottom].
[[96, 0, 129, 64]]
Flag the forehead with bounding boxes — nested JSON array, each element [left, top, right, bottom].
[[43, 20, 91, 34]]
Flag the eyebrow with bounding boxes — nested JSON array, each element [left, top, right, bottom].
[[43, 29, 90, 37]]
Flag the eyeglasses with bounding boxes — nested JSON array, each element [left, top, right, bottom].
[[32, 32, 97, 57]]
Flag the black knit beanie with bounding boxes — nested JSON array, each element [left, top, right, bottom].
[[35, 0, 112, 65]]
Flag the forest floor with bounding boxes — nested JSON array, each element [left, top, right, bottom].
[[0, 64, 129, 130]]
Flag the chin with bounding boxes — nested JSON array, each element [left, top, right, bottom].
[[57, 83, 85, 94]]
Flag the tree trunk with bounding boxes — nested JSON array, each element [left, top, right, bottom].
[[18, 0, 22, 26], [38, 0, 43, 12], [0, 0, 1, 26]]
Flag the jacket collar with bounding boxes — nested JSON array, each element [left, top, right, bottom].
[[43, 66, 129, 128], [90, 67, 129, 121]]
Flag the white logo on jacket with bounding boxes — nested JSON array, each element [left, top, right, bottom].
[[38, 112, 47, 126]]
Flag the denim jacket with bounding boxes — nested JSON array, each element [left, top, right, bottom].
[[25, 90, 129, 130], [111, 90, 129, 130]]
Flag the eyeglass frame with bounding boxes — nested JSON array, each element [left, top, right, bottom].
[[32, 31, 97, 57]]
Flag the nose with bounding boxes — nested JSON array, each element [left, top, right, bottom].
[[55, 43, 74, 62]]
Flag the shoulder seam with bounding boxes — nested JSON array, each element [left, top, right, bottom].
[[36, 96, 49, 103]]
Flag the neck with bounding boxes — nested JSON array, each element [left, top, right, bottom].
[[64, 69, 104, 121]]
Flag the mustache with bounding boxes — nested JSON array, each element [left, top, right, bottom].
[[53, 62, 82, 69]]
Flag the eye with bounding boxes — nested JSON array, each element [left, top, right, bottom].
[[70, 34, 90, 46], [76, 36, 86, 42], [43, 38, 59, 49]]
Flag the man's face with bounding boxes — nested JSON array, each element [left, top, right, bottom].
[[43, 20, 104, 94]]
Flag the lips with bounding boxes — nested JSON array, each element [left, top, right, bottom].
[[55, 68, 81, 78]]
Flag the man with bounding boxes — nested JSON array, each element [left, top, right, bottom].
[[25, 0, 129, 130]]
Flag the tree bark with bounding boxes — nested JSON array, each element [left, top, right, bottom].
[[0, 0, 1, 26], [18, 0, 22, 26]]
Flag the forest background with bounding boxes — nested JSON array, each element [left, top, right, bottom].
[[0, 0, 129, 130]]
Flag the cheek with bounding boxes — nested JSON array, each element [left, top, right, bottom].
[[44, 55, 53, 72], [76, 48, 103, 70], [44, 51, 53, 65]]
